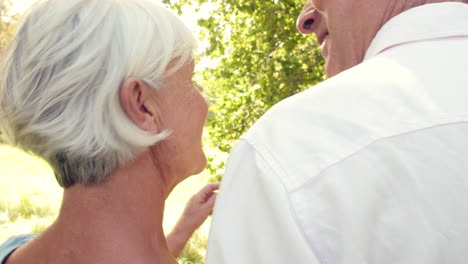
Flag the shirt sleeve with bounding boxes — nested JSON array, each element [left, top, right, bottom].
[[0, 234, 36, 264], [205, 140, 320, 264]]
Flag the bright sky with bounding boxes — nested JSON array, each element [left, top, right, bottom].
[[9, 0, 35, 13]]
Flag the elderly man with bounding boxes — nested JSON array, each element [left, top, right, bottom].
[[206, 0, 468, 263]]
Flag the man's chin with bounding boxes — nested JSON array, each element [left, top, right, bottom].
[[324, 61, 339, 78]]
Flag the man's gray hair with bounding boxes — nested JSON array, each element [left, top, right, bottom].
[[0, 0, 197, 187]]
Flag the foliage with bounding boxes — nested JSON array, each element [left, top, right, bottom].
[[0, 195, 55, 223], [165, 0, 325, 178], [178, 230, 207, 264], [0, 0, 19, 142], [0, 0, 18, 53]]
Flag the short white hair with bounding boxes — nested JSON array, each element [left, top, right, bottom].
[[0, 0, 197, 187]]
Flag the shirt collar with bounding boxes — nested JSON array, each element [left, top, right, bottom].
[[363, 2, 468, 61]]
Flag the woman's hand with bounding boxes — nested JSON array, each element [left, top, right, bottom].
[[166, 182, 220, 258]]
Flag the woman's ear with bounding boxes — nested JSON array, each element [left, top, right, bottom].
[[119, 78, 159, 133]]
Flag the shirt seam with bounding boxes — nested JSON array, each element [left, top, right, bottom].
[[373, 35, 468, 59], [239, 138, 324, 264], [287, 120, 468, 193], [364, 2, 468, 60]]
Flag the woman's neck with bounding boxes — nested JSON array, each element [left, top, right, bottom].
[[11, 151, 178, 264]]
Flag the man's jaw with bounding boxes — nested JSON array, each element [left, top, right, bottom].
[[319, 32, 329, 58], [317, 30, 329, 46]]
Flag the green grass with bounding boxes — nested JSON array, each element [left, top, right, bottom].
[[0, 144, 214, 263]]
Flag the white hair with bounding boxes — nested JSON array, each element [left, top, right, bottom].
[[0, 0, 197, 187]]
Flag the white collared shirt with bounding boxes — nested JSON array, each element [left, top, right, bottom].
[[206, 3, 468, 264]]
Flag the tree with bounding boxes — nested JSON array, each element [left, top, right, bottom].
[[0, 0, 18, 53], [0, 0, 19, 143], [165, 0, 325, 179]]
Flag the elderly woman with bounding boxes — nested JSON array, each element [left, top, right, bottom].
[[0, 0, 219, 263]]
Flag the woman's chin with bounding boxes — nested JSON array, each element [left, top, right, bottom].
[[183, 152, 207, 179], [193, 153, 208, 175]]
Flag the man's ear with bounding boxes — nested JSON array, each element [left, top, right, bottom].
[[119, 78, 159, 133]]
